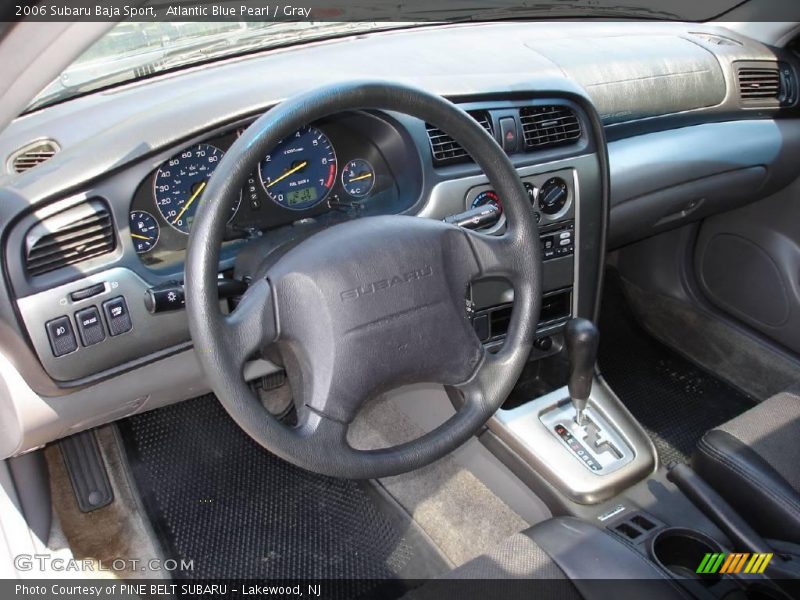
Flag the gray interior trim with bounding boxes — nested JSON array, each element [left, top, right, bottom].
[[613, 223, 800, 400], [6, 450, 50, 543], [490, 378, 656, 505], [0, 346, 279, 459], [695, 175, 800, 356], [608, 119, 800, 248], [16, 267, 190, 382]]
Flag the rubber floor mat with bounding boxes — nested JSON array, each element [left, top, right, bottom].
[[118, 394, 447, 596], [598, 270, 755, 466]]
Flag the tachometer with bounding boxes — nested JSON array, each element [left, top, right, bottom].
[[153, 143, 240, 234], [129, 210, 159, 254], [259, 126, 336, 210]]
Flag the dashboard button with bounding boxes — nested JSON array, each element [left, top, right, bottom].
[[45, 316, 78, 357], [102, 296, 132, 336], [499, 117, 518, 152], [70, 282, 105, 302], [75, 306, 105, 346]]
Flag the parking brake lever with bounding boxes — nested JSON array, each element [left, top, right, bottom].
[[667, 463, 772, 555]]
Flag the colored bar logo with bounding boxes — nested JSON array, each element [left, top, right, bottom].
[[697, 552, 773, 574]]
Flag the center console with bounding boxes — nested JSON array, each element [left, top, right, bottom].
[[423, 99, 655, 506], [420, 96, 799, 596], [421, 98, 800, 596]]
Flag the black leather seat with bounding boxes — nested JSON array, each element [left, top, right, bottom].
[[407, 517, 689, 599], [694, 389, 800, 544]]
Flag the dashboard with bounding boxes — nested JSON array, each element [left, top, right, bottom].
[[0, 20, 799, 460], [128, 112, 416, 269]]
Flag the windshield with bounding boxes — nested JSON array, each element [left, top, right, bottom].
[[28, 22, 410, 111], [28, 0, 748, 111]]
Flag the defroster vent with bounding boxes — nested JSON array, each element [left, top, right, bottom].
[[520, 105, 581, 149], [25, 199, 116, 277], [426, 111, 493, 165]]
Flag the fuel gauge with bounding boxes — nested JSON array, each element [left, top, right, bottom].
[[129, 210, 160, 254], [341, 159, 375, 198]]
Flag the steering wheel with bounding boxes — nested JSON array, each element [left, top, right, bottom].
[[184, 81, 542, 479]]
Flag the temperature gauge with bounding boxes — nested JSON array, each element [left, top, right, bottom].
[[341, 159, 375, 197], [470, 190, 502, 214], [129, 210, 160, 254]]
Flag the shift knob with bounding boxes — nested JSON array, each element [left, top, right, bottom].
[[565, 318, 599, 424]]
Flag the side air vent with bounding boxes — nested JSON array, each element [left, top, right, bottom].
[[737, 66, 781, 102], [8, 139, 60, 173], [426, 111, 493, 165], [520, 105, 581, 150], [735, 61, 798, 107], [25, 199, 116, 277]]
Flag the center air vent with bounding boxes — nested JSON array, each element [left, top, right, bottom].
[[25, 199, 116, 277], [426, 111, 493, 165], [8, 139, 59, 174], [520, 105, 581, 150]]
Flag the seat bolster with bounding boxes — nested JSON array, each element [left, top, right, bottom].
[[529, 517, 691, 600], [694, 429, 800, 543]]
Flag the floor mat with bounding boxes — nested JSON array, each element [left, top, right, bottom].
[[118, 394, 447, 596], [598, 270, 755, 465]]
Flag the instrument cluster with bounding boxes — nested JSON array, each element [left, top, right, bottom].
[[128, 113, 408, 268]]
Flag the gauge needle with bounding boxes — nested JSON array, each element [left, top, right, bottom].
[[131, 233, 151, 241], [267, 161, 308, 188], [349, 173, 373, 182], [172, 180, 207, 225]]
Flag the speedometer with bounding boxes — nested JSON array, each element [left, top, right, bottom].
[[153, 143, 240, 234], [259, 126, 336, 210]]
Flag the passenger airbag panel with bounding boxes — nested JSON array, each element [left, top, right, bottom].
[[528, 35, 725, 123]]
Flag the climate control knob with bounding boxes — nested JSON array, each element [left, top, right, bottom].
[[538, 177, 569, 215]]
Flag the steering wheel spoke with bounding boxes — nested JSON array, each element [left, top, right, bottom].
[[221, 278, 277, 367], [461, 228, 516, 281]]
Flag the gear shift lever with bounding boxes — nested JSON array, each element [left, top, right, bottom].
[[565, 318, 599, 426]]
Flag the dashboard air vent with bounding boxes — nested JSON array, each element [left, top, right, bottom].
[[520, 105, 581, 150], [9, 139, 60, 174], [737, 66, 781, 102], [426, 111, 493, 165], [25, 199, 116, 277]]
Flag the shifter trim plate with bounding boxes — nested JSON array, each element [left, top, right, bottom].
[[540, 402, 634, 475], [553, 423, 602, 472], [491, 382, 655, 504]]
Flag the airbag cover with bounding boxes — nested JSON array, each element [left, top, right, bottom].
[[527, 35, 725, 123]]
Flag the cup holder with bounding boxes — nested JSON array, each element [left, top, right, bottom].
[[649, 527, 723, 585]]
